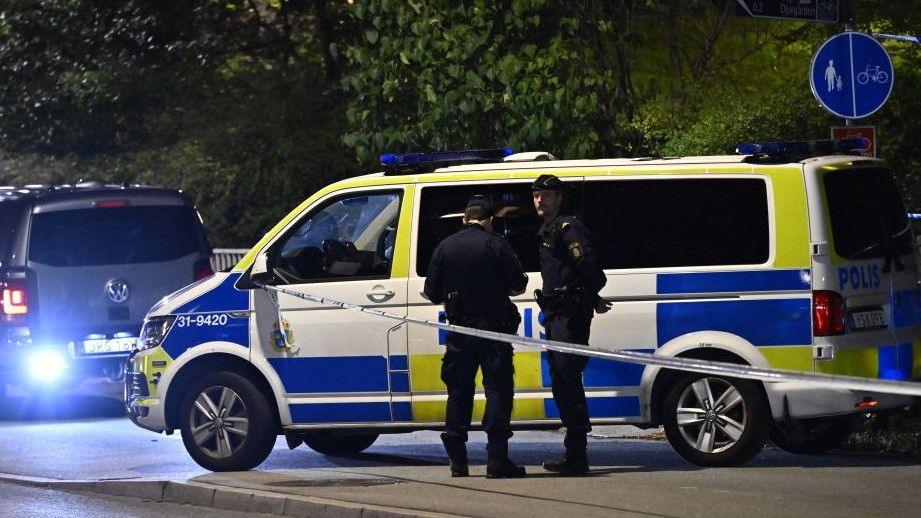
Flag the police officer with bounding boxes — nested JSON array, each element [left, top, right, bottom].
[[423, 195, 529, 479], [532, 174, 610, 475]]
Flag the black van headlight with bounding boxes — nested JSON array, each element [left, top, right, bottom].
[[138, 316, 176, 351]]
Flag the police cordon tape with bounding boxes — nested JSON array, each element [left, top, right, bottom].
[[256, 282, 921, 398]]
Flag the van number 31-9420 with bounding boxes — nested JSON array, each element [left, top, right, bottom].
[[175, 314, 229, 328]]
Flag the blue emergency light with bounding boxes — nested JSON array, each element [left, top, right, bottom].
[[909, 213, 921, 221], [380, 147, 514, 174], [736, 138, 869, 156]]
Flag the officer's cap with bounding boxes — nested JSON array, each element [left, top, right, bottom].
[[532, 174, 567, 192], [466, 194, 494, 216]]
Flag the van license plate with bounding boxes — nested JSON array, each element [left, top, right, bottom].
[[82, 337, 138, 354], [848, 309, 887, 331]]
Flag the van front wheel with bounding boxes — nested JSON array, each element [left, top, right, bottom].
[[303, 432, 379, 456], [662, 373, 770, 467], [179, 371, 278, 472]]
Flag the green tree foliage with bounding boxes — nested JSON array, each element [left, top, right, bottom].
[[1, 0, 920, 247]]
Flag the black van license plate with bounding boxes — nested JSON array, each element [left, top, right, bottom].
[[849, 309, 887, 331]]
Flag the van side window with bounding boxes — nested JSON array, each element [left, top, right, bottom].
[[581, 179, 769, 269], [272, 191, 401, 283], [417, 183, 582, 275]]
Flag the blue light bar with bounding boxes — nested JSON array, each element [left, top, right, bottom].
[[909, 213, 921, 221], [380, 148, 514, 169], [736, 138, 869, 156]]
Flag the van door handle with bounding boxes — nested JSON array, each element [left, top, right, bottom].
[[367, 285, 395, 303]]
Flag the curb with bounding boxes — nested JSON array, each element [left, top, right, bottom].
[[0, 471, 456, 518]]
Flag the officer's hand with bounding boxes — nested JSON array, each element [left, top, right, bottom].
[[595, 298, 612, 314]]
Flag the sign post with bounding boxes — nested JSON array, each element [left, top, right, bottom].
[[810, 32, 894, 120], [735, 1, 839, 23]]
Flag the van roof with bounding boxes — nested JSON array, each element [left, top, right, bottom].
[[343, 154, 884, 187]]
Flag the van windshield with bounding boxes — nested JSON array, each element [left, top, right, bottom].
[[823, 167, 912, 260], [29, 206, 200, 267]]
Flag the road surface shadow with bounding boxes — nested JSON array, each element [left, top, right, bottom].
[[0, 394, 125, 422], [267, 439, 919, 473]]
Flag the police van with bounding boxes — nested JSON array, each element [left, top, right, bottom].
[[126, 143, 921, 471]]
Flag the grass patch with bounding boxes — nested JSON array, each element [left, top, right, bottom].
[[842, 409, 921, 459]]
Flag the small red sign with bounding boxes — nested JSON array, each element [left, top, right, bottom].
[[831, 125, 876, 157]]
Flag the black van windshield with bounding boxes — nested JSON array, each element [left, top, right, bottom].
[[823, 167, 912, 260], [29, 206, 200, 266]]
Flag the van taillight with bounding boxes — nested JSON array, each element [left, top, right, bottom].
[[813, 290, 845, 336], [194, 260, 214, 281], [2, 283, 28, 316]]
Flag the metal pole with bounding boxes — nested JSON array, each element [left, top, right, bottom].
[[842, 0, 854, 126]]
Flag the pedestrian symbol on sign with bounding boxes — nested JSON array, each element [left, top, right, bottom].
[[824, 60, 839, 92]]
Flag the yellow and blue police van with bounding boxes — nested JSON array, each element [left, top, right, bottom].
[[126, 142, 921, 471]]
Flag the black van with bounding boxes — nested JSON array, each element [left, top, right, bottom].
[[0, 183, 213, 401]]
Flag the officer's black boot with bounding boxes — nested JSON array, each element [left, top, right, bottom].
[[485, 440, 526, 479], [440, 433, 469, 477], [543, 430, 589, 476]]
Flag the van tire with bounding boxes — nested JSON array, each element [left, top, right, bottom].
[[179, 371, 277, 472], [769, 416, 858, 455], [303, 432, 379, 456], [662, 373, 770, 467]]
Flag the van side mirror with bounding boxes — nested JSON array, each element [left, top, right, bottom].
[[238, 251, 274, 289]]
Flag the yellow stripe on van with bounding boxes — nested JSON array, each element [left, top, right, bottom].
[[390, 185, 415, 278], [408, 351, 544, 392], [411, 396, 546, 422], [816, 346, 879, 378], [760, 346, 813, 372], [762, 166, 811, 268]]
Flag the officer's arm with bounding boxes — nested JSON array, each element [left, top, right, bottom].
[[495, 239, 528, 296], [423, 246, 444, 304], [561, 220, 607, 295]]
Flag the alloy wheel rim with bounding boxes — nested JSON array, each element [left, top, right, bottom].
[[189, 386, 249, 459], [675, 377, 747, 454]]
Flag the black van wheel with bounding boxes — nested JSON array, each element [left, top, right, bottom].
[[769, 416, 859, 455], [303, 432, 379, 456], [179, 371, 277, 472], [662, 373, 770, 467]]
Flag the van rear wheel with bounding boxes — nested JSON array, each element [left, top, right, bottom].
[[303, 432, 379, 456], [662, 373, 770, 467], [179, 371, 277, 472]]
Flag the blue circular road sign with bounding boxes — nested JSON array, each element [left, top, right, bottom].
[[810, 32, 894, 119]]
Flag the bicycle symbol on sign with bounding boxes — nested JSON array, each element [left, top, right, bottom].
[[857, 65, 889, 85]]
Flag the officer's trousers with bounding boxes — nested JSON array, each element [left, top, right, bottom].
[[545, 310, 592, 455], [441, 331, 515, 458]]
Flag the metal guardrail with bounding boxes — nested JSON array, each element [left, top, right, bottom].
[[211, 248, 249, 272]]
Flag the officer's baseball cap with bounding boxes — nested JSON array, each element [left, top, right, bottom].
[[466, 194, 494, 216], [531, 174, 567, 192]]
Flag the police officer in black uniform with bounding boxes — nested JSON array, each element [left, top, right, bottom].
[[532, 174, 610, 475], [423, 195, 529, 479]]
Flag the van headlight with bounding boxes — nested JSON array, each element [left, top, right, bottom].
[[138, 316, 176, 351]]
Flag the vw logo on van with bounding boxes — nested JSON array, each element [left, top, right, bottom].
[[104, 279, 130, 304]]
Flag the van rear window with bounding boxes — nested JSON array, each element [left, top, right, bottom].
[[823, 168, 912, 260], [0, 204, 19, 266], [581, 178, 770, 269], [29, 206, 200, 267]]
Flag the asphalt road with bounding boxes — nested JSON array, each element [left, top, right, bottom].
[[1, 392, 920, 517]]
